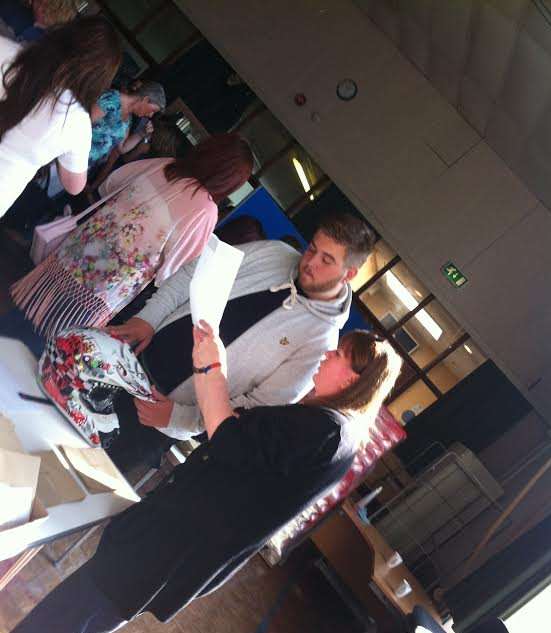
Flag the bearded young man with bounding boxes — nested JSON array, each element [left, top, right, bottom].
[[106, 212, 375, 470]]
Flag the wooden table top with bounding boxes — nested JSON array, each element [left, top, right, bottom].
[[343, 499, 442, 623]]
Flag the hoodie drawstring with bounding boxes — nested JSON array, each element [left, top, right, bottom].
[[270, 279, 298, 310]]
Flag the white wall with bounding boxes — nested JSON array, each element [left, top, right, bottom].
[[176, 0, 551, 421]]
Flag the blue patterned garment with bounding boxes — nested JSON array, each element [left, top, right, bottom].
[[89, 90, 131, 166]]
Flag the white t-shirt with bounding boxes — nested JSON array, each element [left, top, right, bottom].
[[0, 36, 92, 215]]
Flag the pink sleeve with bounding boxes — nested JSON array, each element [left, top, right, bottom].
[[155, 195, 218, 284]]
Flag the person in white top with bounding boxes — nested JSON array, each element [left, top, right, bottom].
[[0, 15, 122, 216]]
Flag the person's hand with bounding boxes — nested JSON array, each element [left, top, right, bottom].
[[192, 320, 226, 371], [107, 317, 154, 355], [142, 121, 154, 140], [135, 386, 173, 428]]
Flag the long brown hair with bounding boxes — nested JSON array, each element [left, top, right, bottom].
[[0, 16, 122, 141], [312, 330, 403, 444], [164, 133, 254, 204]]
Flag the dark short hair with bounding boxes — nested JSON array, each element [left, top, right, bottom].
[[317, 212, 376, 268]]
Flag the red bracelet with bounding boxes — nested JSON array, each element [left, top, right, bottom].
[[192, 362, 222, 374]]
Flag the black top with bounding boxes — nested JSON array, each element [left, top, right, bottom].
[[89, 404, 356, 621]]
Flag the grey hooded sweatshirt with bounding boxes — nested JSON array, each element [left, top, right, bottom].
[[136, 240, 352, 439]]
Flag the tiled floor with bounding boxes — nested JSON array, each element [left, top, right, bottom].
[[0, 233, 360, 632]]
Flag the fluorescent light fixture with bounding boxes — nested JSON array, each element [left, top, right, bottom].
[[385, 272, 442, 340], [292, 157, 314, 200], [464, 344, 472, 355]]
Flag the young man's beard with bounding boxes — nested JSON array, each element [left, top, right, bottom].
[[298, 270, 346, 295]]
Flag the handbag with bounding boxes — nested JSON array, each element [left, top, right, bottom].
[[30, 189, 121, 266]]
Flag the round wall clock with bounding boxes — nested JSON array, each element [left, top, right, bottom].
[[336, 78, 358, 101]]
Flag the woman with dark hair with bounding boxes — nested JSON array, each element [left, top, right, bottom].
[[12, 134, 254, 336], [0, 15, 122, 215], [12, 325, 401, 632]]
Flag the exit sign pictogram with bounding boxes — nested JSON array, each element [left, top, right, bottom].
[[442, 262, 468, 288]]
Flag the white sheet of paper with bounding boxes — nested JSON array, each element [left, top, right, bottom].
[[189, 235, 244, 333]]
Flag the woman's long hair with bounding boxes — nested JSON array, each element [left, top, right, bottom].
[[164, 133, 254, 204], [0, 16, 122, 141], [313, 330, 403, 445]]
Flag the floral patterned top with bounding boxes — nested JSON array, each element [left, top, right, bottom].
[[12, 158, 218, 337]]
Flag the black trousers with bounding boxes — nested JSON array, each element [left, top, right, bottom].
[[105, 391, 175, 473]]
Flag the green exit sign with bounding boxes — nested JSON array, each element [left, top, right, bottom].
[[442, 262, 468, 288]]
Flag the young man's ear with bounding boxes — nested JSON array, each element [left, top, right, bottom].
[[344, 266, 358, 283]]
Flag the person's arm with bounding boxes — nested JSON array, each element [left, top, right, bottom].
[[56, 163, 87, 195], [119, 121, 153, 154], [135, 321, 232, 438], [107, 254, 200, 356], [192, 321, 233, 439], [56, 110, 91, 195], [121, 141, 150, 164], [156, 338, 332, 439], [134, 257, 199, 331]]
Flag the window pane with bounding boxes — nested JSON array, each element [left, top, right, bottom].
[[352, 239, 396, 292], [387, 380, 437, 425], [363, 285, 463, 362], [259, 147, 325, 211], [117, 32, 149, 78], [358, 260, 430, 324], [427, 340, 486, 394], [136, 6, 196, 63], [105, 0, 164, 30], [350, 251, 377, 292], [239, 110, 294, 169], [407, 301, 464, 367]]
